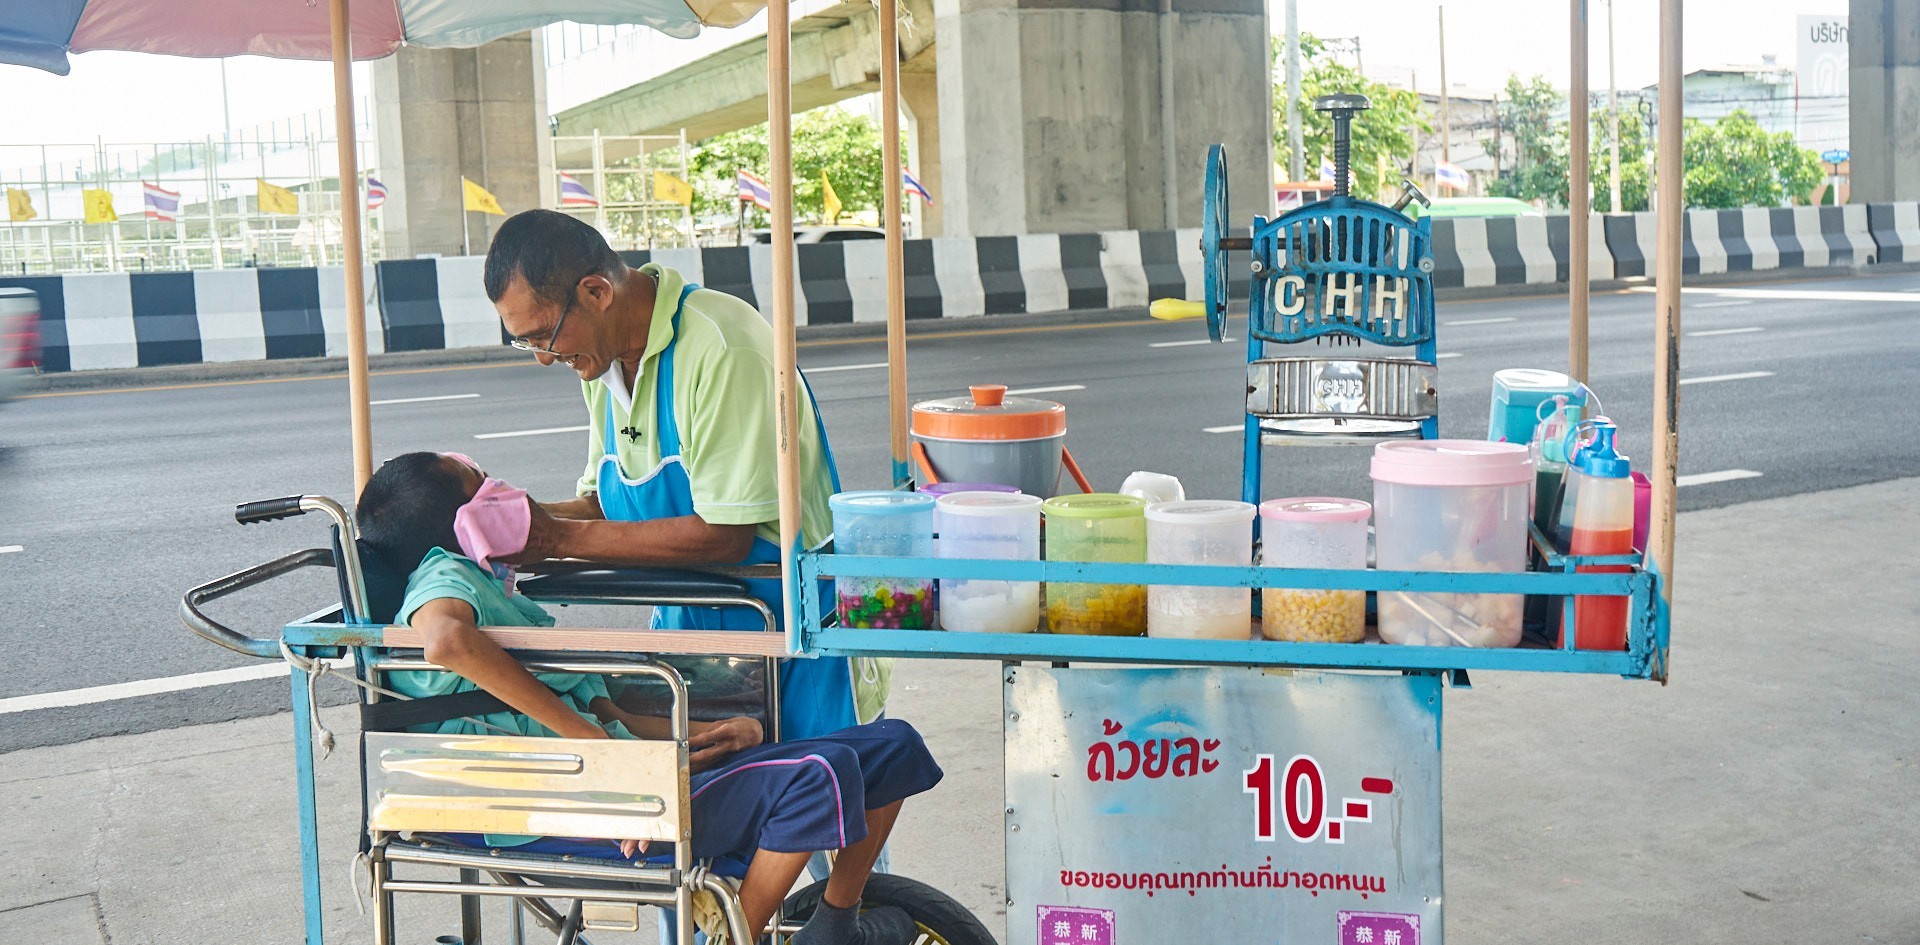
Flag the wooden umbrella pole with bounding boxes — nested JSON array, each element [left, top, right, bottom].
[[1568, 0, 1591, 384], [881, 0, 909, 487], [1650, 0, 1683, 598], [768, 0, 804, 633], [328, 0, 373, 494]]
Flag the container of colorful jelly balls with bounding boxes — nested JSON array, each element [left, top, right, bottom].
[[830, 490, 939, 630], [837, 580, 936, 629]]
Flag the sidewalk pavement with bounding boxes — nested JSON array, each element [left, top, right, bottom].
[[4, 477, 1917, 944]]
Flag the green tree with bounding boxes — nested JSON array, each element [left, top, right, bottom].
[[1485, 74, 1567, 205], [685, 106, 891, 224], [1271, 34, 1430, 201], [1590, 108, 1652, 212], [1680, 110, 1823, 209]]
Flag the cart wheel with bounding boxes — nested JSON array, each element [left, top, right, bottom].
[[780, 873, 996, 945], [1201, 143, 1231, 344]]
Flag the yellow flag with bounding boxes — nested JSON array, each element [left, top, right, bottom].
[[821, 170, 842, 223], [6, 189, 35, 223], [651, 171, 693, 207], [257, 179, 300, 215], [462, 177, 506, 215], [82, 189, 117, 224]]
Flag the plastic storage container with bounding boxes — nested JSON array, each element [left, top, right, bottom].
[[1042, 494, 1148, 635], [912, 384, 1070, 496], [1371, 440, 1533, 647], [1145, 500, 1257, 640], [1488, 368, 1585, 446], [1258, 497, 1371, 643], [936, 492, 1043, 633], [918, 481, 1020, 499], [830, 491, 936, 629]]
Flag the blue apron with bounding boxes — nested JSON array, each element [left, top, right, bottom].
[[596, 282, 856, 742]]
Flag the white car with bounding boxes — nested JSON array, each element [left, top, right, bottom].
[[752, 226, 886, 244], [0, 288, 40, 404]]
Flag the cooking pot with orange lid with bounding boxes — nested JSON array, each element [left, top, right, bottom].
[[910, 384, 1093, 497]]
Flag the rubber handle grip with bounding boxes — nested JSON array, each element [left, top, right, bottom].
[[1150, 298, 1206, 321], [235, 496, 307, 525]]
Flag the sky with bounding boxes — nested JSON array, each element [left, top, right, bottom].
[[0, 0, 1851, 148]]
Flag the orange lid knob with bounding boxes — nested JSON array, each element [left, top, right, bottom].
[[970, 384, 1007, 407]]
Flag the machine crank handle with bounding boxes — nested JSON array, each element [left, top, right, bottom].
[[1391, 178, 1432, 213], [180, 548, 340, 658], [1150, 299, 1207, 321]]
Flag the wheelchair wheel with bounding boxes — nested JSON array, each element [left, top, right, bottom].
[[780, 873, 997, 945]]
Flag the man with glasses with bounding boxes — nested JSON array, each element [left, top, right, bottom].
[[482, 209, 876, 742]]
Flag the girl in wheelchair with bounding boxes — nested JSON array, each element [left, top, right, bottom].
[[355, 451, 943, 945]]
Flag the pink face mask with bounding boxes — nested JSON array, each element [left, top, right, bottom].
[[441, 451, 483, 475], [452, 477, 530, 590]]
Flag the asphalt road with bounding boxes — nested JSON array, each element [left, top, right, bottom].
[[2, 267, 1916, 751]]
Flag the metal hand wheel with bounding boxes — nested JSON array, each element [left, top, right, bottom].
[[1148, 143, 1245, 343]]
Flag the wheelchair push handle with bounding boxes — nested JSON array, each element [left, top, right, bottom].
[[236, 495, 308, 524], [180, 547, 338, 659]]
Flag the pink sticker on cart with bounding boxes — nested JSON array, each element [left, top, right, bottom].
[[1338, 910, 1420, 945], [1038, 905, 1113, 945]]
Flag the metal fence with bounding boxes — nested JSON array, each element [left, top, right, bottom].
[[1, 134, 382, 275], [551, 132, 696, 250]]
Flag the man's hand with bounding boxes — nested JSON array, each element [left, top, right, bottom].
[[502, 497, 576, 564], [689, 716, 764, 772]]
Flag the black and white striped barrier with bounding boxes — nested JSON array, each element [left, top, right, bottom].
[[0, 267, 380, 374], [12, 206, 1920, 374]]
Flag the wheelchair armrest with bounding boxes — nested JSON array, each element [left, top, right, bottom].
[[517, 566, 757, 604]]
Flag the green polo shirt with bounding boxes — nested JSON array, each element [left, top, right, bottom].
[[577, 263, 835, 550]]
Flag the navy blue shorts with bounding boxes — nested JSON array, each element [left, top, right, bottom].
[[686, 719, 942, 859]]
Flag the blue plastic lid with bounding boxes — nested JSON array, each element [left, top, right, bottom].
[[830, 490, 936, 516], [1574, 422, 1631, 478]]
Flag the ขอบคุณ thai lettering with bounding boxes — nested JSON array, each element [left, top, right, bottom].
[[1056, 859, 1388, 899]]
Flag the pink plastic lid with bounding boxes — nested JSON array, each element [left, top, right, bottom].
[[1370, 439, 1534, 487], [1260, 497, 1372, 523]]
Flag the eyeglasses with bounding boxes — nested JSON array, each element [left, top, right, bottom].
[[509, 296, 573, 354]]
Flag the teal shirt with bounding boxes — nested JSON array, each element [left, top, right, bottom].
[[392, 548, 631, 740]]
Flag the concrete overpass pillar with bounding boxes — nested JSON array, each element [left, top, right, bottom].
[[372, 34, 550, 258], [933, 0, 1271, 236], [1850, 0, 1920, 202], [901, 72, 945, 237]]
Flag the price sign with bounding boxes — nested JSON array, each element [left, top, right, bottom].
[[1006, 667, 1444, 944]]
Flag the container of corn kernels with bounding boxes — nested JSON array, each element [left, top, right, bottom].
[[1259, 497, 1371, 643]]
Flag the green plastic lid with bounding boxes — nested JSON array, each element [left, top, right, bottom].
[[1042, 493, 1147, 519]]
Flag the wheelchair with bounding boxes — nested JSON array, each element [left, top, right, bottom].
[[181, 494, 995, 945]]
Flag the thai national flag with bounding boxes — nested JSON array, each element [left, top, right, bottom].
[[366, 176, 387, 210], [736, 170, 772, 210], [1318, 159, 1337, 183], [1435, 161, 1471, 191], [558, 172, 598, 208], [903, 169, 933, 206], [142, 182, 180, 222]]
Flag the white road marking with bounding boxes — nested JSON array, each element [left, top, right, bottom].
[[1693, 300, 1753, 309], [1150, 338, 1234, 348], [474, 425, 590, 440], [1204, 423, 1245, 434], [1005, 384, 1086, 395], [1445, 316, 1516, 326], [0, 663, 284, 714], [1689, 327, 1765, 337], [806, 361, 889, 373], [370, 393, 481, 406], [1677, 469, 1763, 488], [0, 545, 21, 555], [1437, 352, 1464, 360], [1679, 371, 1775, 386], [1630, 286, 1920, 303]]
